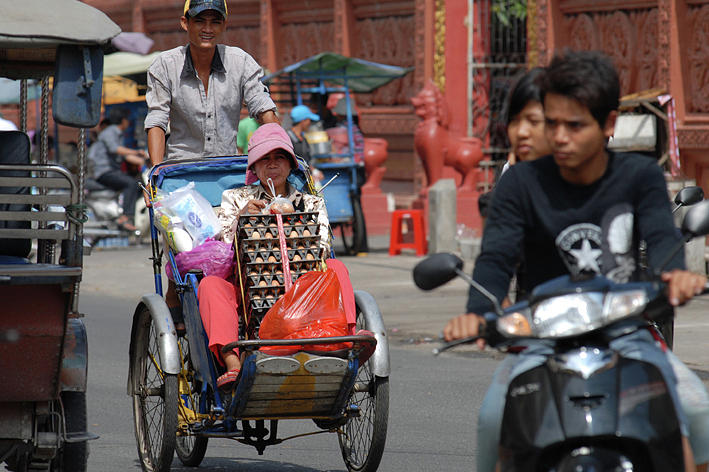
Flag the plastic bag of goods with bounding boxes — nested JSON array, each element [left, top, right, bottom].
[[166, 237, 234, 281], [153, 182, 220, 245], [258, 268, 351, 355]]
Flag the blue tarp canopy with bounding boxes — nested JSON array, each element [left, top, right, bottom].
[[261, 52, 412, 93]]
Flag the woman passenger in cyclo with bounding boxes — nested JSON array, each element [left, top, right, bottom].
[[197, 123, 330, 389]]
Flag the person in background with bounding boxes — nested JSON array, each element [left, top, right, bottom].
[[144, 0, 281, 331], [326, 96, 365, 164], [236, 117, 259, 154], [501, 67, 550, 173], [286, 104, 320, 165], [88, 107, 146, 232]]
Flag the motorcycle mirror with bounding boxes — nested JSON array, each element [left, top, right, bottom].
[[673, 186, 704, 213], [413, 253, 463, 291], [681, 199, 709, 239], [414, 252, 504, 315]]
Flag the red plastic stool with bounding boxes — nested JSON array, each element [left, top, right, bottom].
[[389, 209, 427, 256]]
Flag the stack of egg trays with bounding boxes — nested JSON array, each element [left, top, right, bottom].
[[235, 211, 322, 336]]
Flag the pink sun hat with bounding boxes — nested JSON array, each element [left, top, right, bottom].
[[245, 123, 296, 184]]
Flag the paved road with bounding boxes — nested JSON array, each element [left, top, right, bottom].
[[9, 236, 708, 472]]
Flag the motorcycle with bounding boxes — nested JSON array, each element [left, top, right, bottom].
[[83, 166, 150, 246], [413, 198, 709, 471]]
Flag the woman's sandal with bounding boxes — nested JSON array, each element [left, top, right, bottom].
[[217, 369, 240, 389]]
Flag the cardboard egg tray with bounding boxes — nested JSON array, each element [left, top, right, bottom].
[[235, 212, 323, 333]]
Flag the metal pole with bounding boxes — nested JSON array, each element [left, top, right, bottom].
[[19, 80, 27, 133], [37, 76, 52, 263]]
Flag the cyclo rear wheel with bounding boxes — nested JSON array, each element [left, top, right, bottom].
[[131, 305, 178, 472], [338, 305, 389, 472], [175, 336, 208, 467]]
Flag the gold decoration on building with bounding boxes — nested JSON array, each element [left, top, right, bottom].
[[527, 0, 539, 68], [434, 0, 446, 92]]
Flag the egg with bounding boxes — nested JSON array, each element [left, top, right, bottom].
[[289, 230, 298, 238], [268, 255, 277, 262], [271, 279, 279, 286], [293, 254, 302, 261], [303, 228, 311, 236], [258, 280, 268, 287], [252, 230, 260, 239], [264, 232, 273, 238], [306, 253, 314, 260], [255, 255, 264, 263], [252, 294, 261, 300]]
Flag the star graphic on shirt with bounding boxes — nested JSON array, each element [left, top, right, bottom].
[[569, 239, 602, 273]]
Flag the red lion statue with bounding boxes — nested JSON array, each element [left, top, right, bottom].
[[411, 81, 483, 193]]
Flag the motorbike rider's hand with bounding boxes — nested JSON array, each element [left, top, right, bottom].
[[662, 269, 707, 306], [239, 199, 267, 216], [443, 313, 487, 349]]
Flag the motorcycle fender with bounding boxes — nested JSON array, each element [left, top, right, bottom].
[[126, 294, 180, 395], [354, 290, 390, 377], [60, 318, 87, 392], [501, 356, 683, 470]]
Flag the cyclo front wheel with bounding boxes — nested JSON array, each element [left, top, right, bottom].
[[338, 305, 389, 472], [131, 305, 178, 472]]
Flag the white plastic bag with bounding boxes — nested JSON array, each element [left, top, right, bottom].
[[154, 182, 221, 245]]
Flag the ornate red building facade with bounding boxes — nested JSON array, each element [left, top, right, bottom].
[[530, 0, 709, 192]]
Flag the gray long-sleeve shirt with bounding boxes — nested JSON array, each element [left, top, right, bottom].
[[144, 44, 276, 160]]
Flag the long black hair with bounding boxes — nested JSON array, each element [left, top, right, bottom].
[[505, 67, 546, 127]]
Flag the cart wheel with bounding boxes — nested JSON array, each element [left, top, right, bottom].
[[58, 392, 88, 472], [341, 197, 368, 255], [131, 305, 178, 472], [175, 337, 208, 467], [338, 306, 389, 472]]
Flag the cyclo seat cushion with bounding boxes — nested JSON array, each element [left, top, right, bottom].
[[0, 131, 32, 258]]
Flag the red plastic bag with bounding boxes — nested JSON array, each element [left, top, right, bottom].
[[258, 268, 350, 355], [166, 237, 234, 281]]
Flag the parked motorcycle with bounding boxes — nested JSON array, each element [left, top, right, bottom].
[[83, 166, 150, 246], [413, 198, 709, 471]]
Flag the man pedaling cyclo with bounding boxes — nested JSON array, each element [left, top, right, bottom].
[[444, 50, 709, 472]]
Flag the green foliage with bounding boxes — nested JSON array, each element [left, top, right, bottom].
[[492, 0, 527, 27]]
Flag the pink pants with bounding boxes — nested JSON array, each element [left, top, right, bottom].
[[197, 276, 242, 365], [197, 261, 357, 365]]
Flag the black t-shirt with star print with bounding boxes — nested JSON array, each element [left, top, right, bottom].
[[466, 151, 685, 315]]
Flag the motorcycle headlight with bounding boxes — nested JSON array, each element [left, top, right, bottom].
[[497, 310, 532, 337], [531, 290, 647, 338]]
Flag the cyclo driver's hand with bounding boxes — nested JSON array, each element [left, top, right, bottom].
[[239, 199, 267, 216], [661, 269, 707, 306], [443, 313, 487, 349]]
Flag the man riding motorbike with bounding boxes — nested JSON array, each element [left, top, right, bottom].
[[443, 50, 709, 472]]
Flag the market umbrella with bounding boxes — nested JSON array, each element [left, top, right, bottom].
[[261, 52, 413, 93], [104, 51, 161, 83]]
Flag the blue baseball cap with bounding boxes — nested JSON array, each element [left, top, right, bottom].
[[184, 0, 228, 19], [290, 105, 320, 124]]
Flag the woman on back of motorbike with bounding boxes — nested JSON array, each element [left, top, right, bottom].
[[444, 50, 709, 472]]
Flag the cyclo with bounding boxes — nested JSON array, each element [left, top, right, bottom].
[[128, 155, 390, 471], [0, 1, 121, 470]]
